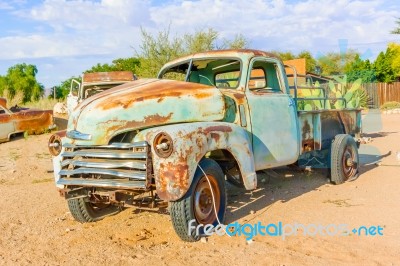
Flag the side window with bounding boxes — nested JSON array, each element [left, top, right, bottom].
[[163, 72, 186, 81], [215, 71, 240, 88], [248, 68, 266, 89], [248, 60, 283, 93]]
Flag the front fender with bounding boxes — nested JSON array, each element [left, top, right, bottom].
[[134, 122, 257, 201]]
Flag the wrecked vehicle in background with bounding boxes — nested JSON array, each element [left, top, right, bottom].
[[67, 71, 137, 114], [51, 49, 361, 242], [0, 97, 54, 143], [48, 71, 137, 155]]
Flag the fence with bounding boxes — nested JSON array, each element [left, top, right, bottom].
[[362, 82, 400, 108]]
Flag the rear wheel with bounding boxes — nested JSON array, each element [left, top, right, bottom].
[[330, 134, 359, 184], [170, 159, 227, 242], [67, 197, 120, 223]]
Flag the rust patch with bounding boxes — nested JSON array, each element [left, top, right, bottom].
[[103, 113, 174, 141], [82, 71, 134, 83], [210, 132, 220, 142], [158, 162, 189, 201], [301, 119, 311, 140], [338, 111, 355, 134], [143, 113, 173, 125], [233, 93, 245, 100], [302, 139, 314, 152], [54, 130, 66, 137], [95, 80, 214, 111], [204, 125, 232, 134]]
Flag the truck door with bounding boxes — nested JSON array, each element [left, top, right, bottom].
[[245, 58, 299, 170]]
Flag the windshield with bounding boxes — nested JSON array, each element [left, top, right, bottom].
[[159, 58, 241, 89]]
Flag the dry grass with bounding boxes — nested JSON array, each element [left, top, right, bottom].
[[1, 89, 63, 110], [24, 98, 60, 110], [32, 178, 54, 184]]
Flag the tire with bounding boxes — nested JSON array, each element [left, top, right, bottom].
[[170, 159, 227, 242], [330, 134, 359, 184], [67, 198, 120, 223]]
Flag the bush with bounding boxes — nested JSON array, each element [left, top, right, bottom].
[[380, 101, 400, 110]]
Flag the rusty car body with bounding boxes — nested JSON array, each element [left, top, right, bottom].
[[51, 49, 361, 241], [0, 98, 54, 143], [66, 71, 137, 114]]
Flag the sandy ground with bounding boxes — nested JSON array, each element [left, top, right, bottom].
[[0, 112, 399, 265]]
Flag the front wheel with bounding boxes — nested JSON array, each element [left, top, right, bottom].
[[67, 197, 121, 223], [330, 134, 359, 184], [170, 159, 227, 242]]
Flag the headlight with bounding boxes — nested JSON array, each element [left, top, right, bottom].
[[48, 133, 63, 156], [153, 132, 173, 158]]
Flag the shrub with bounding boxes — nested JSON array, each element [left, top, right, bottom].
[[380, 101, 400, 110]]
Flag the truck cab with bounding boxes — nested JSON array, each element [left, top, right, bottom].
[[52, 49, 361, 242]]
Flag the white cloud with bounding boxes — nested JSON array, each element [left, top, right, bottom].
[[149, 0, 398, 55], [0, 0, 399, 87], [26, 0, 151, 31], [0, 0, 27, 10]]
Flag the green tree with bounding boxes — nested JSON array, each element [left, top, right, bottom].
[[0, 63, 44, 103], [317, 50, 359, 76], [85, 57, 140, 73], [388, 43, 400, 78], [374, 49, 396, 82], [297, 50, 317, 73], [223, 34, 249, 49], [135, 27, 249, 78], [183, 28, 218, 53], [273, 51, 295, 61], [344, 54, 376, 83], [391, 18, 400, 34], [49, 77, 81, 100]]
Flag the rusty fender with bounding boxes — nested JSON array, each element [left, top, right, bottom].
[[135, 122, 257, 201]]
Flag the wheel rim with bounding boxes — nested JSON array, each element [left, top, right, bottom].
[[193, 174, 220, 225], [342, 146, 357, 180]]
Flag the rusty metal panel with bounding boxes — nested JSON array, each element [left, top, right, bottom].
[[298, 112, 322, 153], [12, 110, 53, 134], [338, 110, 362, 135], [68, 79, 226, 145], [134, 122, 256, 201], [299, 109, 361, 152], [298, 113, 314, 153], [82, 71, 134, 84]]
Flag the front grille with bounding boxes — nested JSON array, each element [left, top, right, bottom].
[[57, 141, 151, 190]]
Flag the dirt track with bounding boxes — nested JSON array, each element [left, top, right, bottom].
[[0, 112, 399, 265]]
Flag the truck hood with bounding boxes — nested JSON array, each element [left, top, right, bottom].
[[68, 79, 226, 145]]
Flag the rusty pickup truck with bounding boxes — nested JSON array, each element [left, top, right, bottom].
[[52, 49, 361, 242]]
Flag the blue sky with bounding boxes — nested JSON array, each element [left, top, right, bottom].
[[0, 0, 399, 88]]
